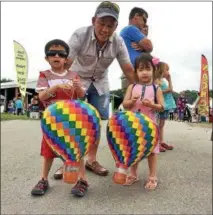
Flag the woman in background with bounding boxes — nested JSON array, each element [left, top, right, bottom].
[[154, 62, 176, 152]]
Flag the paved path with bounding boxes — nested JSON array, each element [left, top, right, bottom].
[[1, 120, 212, 214]]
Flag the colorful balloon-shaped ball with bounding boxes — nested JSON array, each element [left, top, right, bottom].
[[107, 111, 159, 184], [41, 100, 101, 183]]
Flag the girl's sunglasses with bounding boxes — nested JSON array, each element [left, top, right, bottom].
[[99, 1, 120, 13], [46, 50, 68, 58]]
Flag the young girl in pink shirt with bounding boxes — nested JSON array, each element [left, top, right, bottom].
[[122, 53, 164, 190]]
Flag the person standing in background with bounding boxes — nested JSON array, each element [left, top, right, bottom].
[[177, 92, 188, 121], [15, 96, 23, 115], [155, 62, 176, 152], [120, 7, 153, 88]]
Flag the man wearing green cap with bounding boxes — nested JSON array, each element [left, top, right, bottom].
[[53, 1, 135, 197]]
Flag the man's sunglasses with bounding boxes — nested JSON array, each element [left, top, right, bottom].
[[99, 1, 120, 13], [46, 50, 68, 58]]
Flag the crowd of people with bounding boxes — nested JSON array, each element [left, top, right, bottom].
[[30, 1, 190, 198], [7, 96, 24, 115], [7, 93, 44, 118]]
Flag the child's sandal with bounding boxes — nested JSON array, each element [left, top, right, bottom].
[[123, 175, 139, 186], [144, 176, 158, 190]]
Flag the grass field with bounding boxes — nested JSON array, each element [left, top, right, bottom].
[[186, 122, 212, 128], [0, 113, 29, 121]]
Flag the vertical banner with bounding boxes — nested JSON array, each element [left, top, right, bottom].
[[197, 54, 210, 120], [13, 40, 28, 98]]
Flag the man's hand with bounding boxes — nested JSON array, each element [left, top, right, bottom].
[[131, 42, 143, 51], [142, 25, 149, 36], [131, 41, 151, 53]]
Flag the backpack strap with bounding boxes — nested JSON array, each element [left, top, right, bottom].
[[140, 85, 146, 101], [131, 83, 158, 104], [153, 84, 158, 104], [131, 83, 137, 94]]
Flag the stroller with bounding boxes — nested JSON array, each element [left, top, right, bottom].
[[183, 105, 192, 122]]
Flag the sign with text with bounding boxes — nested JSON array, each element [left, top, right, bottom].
[[13, 40, 28, 98], [197, 55, 210, 118]]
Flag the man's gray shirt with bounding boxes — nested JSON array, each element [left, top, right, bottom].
[[68, 26, 131, 95]]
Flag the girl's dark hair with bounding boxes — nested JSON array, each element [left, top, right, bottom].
[[44, 39, 70, 56], [134, 53, 156, 72]]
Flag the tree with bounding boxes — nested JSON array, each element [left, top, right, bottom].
[[172, 91, 179, 103], [111, 88, 212, 108], [184, 90, 199, 104], [209, 89, 213, 98], [110, 88, 124, 110]]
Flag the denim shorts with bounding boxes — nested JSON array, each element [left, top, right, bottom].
[[159, 110, 169, 119], [85, 83, 110, 120]]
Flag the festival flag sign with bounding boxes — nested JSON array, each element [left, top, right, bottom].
[[197, 54, 210, 119], [13, 40, 28, 98]]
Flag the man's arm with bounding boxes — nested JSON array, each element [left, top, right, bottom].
[[65, 58, 73, 70], [120, 63, 135, 84], [138, 38, 153, 53], [117, 37, 135, 84], [65, 30, 83, 69], [126, 26, 153, 52]]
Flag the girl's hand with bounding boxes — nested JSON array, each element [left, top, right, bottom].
[[73, 78, 81, 89], [164, 70, 170, 79], [73, 75, 82, 90], [141, 99, 154, 108], [57, 83, 72, 90], [132, 94, 140, 102]]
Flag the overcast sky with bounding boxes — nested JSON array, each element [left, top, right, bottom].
[[1, 2, 212, 92]]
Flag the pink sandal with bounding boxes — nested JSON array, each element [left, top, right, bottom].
[[123, 175, 139, 186], [144, 176, 158, 190]]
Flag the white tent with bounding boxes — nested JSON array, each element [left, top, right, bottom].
[[0, 79, 37, 89], [0, 95, 6, 99], [210, 98, 212, 108]]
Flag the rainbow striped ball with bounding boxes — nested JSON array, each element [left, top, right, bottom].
[[41, 100, 101, 162], [107, 111, 159, 167]]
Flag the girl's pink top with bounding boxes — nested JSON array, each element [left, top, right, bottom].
[[130, 84, 159, 153], [130, 84, 157, 123]]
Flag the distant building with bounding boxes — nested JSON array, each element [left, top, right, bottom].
[[0, 79, 37, 111], [121, 75, 128, 91]]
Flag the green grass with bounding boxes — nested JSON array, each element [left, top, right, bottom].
[[186, 122, 212, 128], [0, 113, 30, 121]]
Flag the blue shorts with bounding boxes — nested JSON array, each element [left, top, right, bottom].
[[159, 110, 169, 119], [85, 83, 110, 120]]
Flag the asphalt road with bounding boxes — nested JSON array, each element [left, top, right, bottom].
[[1, 120, 212, 214]]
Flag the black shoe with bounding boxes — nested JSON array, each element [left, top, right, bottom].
[[71, 179, 89, 197], [31, 179, 49, 196]]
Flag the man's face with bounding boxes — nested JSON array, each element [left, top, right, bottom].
[[93, 16, 117, 43], [135, 13, 147, 31], [142, 25, 148, 36]]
